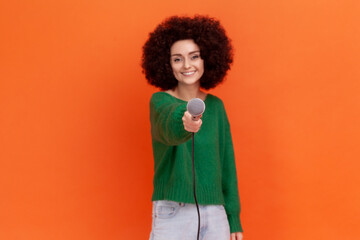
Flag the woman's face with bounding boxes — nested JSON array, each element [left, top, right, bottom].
[[170, 39, 204, 87]]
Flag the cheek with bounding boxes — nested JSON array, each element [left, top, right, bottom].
[[171, 65, 181, 75], [198, 61, 205, 75], [170, 65, 180, 80]]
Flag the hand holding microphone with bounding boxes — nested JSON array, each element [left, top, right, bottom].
[[182, 98, 205, 133]]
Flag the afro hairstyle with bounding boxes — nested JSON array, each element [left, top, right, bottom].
[[141, 15, 234, 90]]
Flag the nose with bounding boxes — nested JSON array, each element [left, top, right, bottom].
[[183, 58, 190, 69]]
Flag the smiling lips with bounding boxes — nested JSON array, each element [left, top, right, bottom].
[[182, 71, 196, 76]]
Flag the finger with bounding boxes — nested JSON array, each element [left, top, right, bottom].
[[192, 114, 202, 121], [190, 120, 202, 132], [183, 117, 202, 132], [185, 119, 201, 128], [184, 111, 192, 119], [184, 124, 198, 133], [195, 119, 202, 130], [192, 118, 202, 126]]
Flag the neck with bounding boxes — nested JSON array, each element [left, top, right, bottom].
[[174, 83, 203, 101]]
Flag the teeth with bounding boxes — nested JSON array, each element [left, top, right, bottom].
[[182, 71, 195, 76]]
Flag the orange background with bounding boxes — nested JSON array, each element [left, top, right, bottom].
[[1, 0, 359, 239]]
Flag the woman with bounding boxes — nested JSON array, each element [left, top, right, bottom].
[[142, 15, 243, 240]]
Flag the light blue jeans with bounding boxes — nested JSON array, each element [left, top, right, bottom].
[[149, 200, 230, 240]]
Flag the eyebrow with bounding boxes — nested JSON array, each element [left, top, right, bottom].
[[171, 51, 200, 57]]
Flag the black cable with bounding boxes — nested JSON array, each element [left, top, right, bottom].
[[192, 132, 200, 240]]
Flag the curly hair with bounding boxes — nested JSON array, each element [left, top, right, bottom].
[[141, 15, 233, 90]]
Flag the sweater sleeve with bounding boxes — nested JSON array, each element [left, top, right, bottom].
[[150, 93, 192, 146], [222, 106, 243, 233]]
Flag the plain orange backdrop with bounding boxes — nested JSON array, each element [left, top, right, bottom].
[[1, 0, 360, 239]]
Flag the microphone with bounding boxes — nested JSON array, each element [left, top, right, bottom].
[[187, 98, 205, 121], [187, 97, 205, 240]]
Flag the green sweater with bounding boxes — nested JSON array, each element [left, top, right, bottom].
[[149, 92, 243, 233]]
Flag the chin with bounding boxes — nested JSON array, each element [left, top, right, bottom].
[[180, 77, 201, 85]]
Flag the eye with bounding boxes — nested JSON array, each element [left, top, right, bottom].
[[173, 58, 181, 63], [191, 55, 200, 60]]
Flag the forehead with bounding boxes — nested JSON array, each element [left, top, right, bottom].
[[170, 39, 200, 55]]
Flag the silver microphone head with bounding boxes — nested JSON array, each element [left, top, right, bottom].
[[187, 98, 205, 119]]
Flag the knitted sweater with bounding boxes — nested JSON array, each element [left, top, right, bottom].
[[149, 92, 243, 233]]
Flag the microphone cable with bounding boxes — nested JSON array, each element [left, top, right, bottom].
[[187, 98, 205, 240], [192, 132, 200, 240]]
